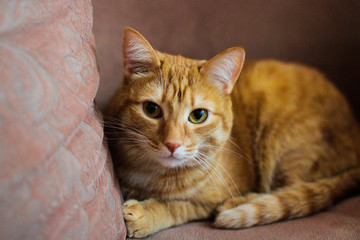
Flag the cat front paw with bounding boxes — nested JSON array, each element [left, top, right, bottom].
[[123, 199, 153, 238]]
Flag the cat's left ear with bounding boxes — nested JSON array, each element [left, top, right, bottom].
[[122, 27, 160, 78], [200, 47, 245, 95]]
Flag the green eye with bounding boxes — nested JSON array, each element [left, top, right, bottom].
[[143, 101, 162, 118], [189, 109, 208, 124]]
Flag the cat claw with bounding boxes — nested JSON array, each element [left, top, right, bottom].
[[123, 199, 152, 238]]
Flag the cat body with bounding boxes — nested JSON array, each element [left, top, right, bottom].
[[106, 28, 360, 238]]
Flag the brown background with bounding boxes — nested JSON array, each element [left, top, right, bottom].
[[93, 0, 360, 120]]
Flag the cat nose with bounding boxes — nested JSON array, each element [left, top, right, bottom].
[[164, 142, 181, 153]]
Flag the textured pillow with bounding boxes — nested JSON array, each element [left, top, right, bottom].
[[0, 1, 125, 239]]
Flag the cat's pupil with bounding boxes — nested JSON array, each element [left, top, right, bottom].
[[147, 103, 157, 113], [194, 109, 204, 120]]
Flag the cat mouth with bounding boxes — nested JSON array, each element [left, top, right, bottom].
[[160, 156, 182, 161], [157, 156, 189, 168]]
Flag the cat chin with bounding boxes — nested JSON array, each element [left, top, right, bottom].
[[156, 156, 191, 168]]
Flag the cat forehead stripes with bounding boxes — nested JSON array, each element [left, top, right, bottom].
[[158, 57, 200, 104]]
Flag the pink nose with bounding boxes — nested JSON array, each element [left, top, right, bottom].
[[164, 142, 181, 153]]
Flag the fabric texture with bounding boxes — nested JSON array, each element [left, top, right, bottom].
[[143, 196, 360, 240], [0, 1, 125, 239]]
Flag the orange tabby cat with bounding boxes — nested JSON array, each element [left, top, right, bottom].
[[105, 28, 360, 238]]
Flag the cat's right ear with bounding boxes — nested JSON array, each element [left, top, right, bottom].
[[122, 28, 160, 78]]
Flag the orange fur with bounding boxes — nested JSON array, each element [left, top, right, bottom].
[[105, 28, 360, 238]]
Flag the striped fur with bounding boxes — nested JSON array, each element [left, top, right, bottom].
[[105, 28, 360, 238], [215, 167, 360, 228]]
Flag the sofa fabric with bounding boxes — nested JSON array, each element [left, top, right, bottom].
[[145, 196, 360, 240], [0, 1, 125, 239]]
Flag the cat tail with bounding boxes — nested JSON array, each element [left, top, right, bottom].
[[214, 166, 360, 229]]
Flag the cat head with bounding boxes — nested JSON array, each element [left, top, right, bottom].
[[108, 28, 245, 169]]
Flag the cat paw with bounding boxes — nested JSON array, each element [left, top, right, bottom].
[[214, 201, 261, 229], [123, 200, 152, 238], [213, 208, 245, 229]]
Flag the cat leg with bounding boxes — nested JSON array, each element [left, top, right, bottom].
[[216, 193, 259, 213], [213, 166, 360, 229], [123, 198, 214, 238]]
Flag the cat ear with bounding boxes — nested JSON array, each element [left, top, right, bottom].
[[200, 47, 245, 94], [122, 27, 160, 77]]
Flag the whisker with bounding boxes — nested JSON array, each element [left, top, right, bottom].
[[107, 137, 146, 142], [195, 153, 237, 203], [193, 155, 222, 204], [102, 116, 145, 135], [202, 143, 253, 165], [227, 138, 252, 161], [198, 151, 242, 199], [103, 122, 147, 140]]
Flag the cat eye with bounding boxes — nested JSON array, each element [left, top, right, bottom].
[[143, 101, 163, 118], [188, 109, 208, 124]]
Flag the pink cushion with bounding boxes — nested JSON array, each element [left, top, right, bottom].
[[0, 1, 125, 239]]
